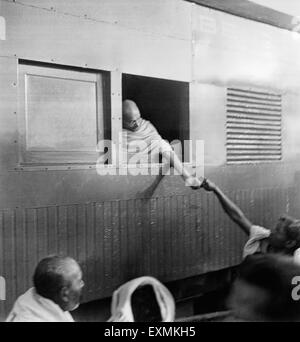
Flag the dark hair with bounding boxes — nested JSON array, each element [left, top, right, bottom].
[[131, 285, 162, 322], [237, 254, 300, 321], [33, 255, 74, 302], [273, 215, 300, 254], [286, 220, 300, 251]]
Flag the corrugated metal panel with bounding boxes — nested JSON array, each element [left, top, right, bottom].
[[226, 88, 282, 163], [0, 188, 293, 320]]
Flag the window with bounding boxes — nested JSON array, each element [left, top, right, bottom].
[[122, 74, 190, 164], [18, 62, 109, 165], [226, 87, 282, 164]]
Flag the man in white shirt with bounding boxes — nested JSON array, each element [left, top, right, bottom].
[[122, 100, 202, 189], [6, 255, 84, 322], [201, 178, 300, 261]]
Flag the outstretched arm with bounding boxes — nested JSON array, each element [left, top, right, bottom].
[[162, 150, 203, 189], [202, 179, 252, 235]]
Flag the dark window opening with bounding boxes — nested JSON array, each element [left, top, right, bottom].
[[122, 74, 190, 162]]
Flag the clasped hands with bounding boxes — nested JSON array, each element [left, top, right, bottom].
[[184, 176, 217, 191]]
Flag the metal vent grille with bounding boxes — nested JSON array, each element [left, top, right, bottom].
[[226, 88, 282, 164]]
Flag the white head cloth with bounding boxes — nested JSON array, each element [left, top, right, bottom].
[[107, 276, 175, 322]]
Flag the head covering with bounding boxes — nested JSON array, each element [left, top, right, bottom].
[[107, 276, 175, 322]]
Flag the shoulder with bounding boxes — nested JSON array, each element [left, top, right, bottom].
[[142, 119, 157, 132], [249, 225, 271, 239], [243, 225, 271, 258]]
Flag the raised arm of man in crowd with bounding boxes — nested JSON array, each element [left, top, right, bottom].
[[202, 178, 252, 235]]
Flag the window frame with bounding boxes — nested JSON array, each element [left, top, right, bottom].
[[119, 73, 192, 170], [17, 62, 107, 167], [16, 63, 192, 172]]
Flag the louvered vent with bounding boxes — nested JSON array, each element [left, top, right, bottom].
[[226, 88, 282, 164]]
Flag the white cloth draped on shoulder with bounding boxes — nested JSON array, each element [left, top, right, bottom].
[[107, 276, 175, 322], [243, 225, 300, 264], [122, 119, 172, 164], [6, 287, 74, 322], [243, 225, 271, 258]]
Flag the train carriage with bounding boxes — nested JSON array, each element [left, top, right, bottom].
[[0, 0, 300, 320]]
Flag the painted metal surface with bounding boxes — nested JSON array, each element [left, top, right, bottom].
[[0, 0, 191, 82], [192, 6, 300, 92], [7, 0, 192, 41], [0, 187, 293, 320], [186, 0, 297, 33], [0, 0, 300, 322], [189, 83, 227, 166]]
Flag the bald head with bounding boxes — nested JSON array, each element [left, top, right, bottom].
[[33, 255, 83, 311], [123, 100, 142, 131]]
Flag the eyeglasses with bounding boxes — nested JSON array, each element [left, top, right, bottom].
[[129, 117, 142, 126]]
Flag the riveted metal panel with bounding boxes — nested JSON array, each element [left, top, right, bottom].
[[12, 0, 192, 41], [0, 57, 18, 177], [0, 0, 191, 82]]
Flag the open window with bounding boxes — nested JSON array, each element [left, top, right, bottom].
[[18, 61, 110, 166], [122, 74, 190, 163]]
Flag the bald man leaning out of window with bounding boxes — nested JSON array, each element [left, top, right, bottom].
[[122, 100, 202, 189]]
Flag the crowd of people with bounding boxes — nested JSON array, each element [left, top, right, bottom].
[[6, 100, 300, 322], [6, 252, 300, 322]]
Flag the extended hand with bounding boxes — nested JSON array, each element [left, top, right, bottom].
[[201, 178, 217, 192], [185, 176, 204, 190]]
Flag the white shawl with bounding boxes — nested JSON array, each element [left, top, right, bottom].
[[6, 288, 74, 322], [122, 119, 172, 164], [108, 276, 175, 322]]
